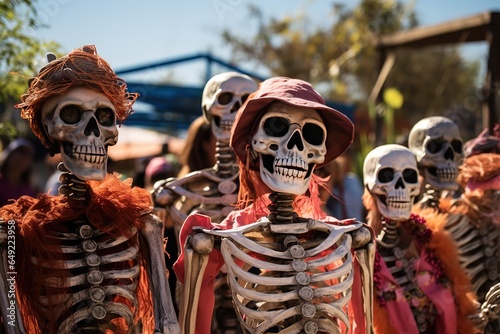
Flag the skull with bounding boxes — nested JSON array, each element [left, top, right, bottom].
[[41, 87, 118, 181], [408, 116, 464, 191], [202, 72, 258, 142], [364, 144, 421, 221], [251, 102, 327, 195]]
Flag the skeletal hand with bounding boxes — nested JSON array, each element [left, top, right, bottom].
[[477, 283, 500, 331], [151, 180, 175, 207], [467, 311, 487, 331]]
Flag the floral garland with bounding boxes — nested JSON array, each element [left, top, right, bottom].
[[400, 214, 432, 244], [373, 253, 391, 306], [373, 213, 446, 306]]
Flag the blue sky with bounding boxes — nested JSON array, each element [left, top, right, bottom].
[[32, 0, 499, 86]]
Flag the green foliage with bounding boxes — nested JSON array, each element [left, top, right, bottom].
[[354, 131, 373, 180], [0, 121, 18, 150], [220, 0, 480, 109], [387, 47, 481, 124], [0, 0, 61, 106], [221, 0, 417, 101], [220, 0, 481, 175]]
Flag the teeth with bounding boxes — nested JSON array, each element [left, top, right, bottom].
[[386, 196, 411, 209], [220, 119, 234, 131], [274, 167, 307, 179], [274, 158, 307, 170], [436, 167, 458, 181], [72, 145, 106, 164], [272, 157, 310, 179], [388, 202, 410, 209]]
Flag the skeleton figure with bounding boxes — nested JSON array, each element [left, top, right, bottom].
[[152, 71, 258, 332], [173, 77, 375, 334], [0, 46, 179, 334], [408, 116, 464, 210], [153, 71, 258, 230], [435, 126, 500, 333], [362, 144, 479, 334]]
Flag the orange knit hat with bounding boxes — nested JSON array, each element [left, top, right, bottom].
[[16, 45, 138, 150]]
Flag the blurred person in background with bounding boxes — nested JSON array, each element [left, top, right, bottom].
[[0, 138, 38, 206], [145, 155, 179, 191], [144, 155, 181, 315], [326, 147, 365, 221], [314, 159, 342, 216], [176, 115, 216, 178], [43, 153, 63, 195]]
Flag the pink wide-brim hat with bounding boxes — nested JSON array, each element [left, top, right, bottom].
[[230, 76, 354, 168]]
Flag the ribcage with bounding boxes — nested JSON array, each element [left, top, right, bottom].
[[167, 170, 240, 333], [446, 213, 500, 301], [205, 220, 359, 334], [32, 218, 141, 334]]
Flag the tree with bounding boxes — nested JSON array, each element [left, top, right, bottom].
[[220, 0, 481, 177], [387, 47, 480, 124], [0, 0, 61, 116], [219, 0, 480, 116]]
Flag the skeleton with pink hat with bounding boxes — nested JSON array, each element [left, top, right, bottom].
[[174, 77, 375, 334]]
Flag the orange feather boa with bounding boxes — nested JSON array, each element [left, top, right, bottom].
[[413, 206, 480, 334], [0, 174, 156, 333], [363, 189, 479, 333]]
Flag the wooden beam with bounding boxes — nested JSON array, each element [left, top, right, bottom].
[[485, 14, 500, 131], [374, 11, 500, 131], [377, 12, 499, 49]]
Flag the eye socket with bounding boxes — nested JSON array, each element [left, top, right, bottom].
[[59, 105, 82, 124], [426, 139, 444, 154], [264, 117, 289, 137], [403, 168, 418, 183], [303, 123, 325, 145], [217, 92, 234, 105], [95, 107, 115, 126], [241, 94, 250, 103], [377, 168, 394, 183], [451, 139, 463, 153]]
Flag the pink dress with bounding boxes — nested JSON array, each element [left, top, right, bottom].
[[372, 212, 480, 334], [374, 247, 456, 333], [174, 200, 369, 334]]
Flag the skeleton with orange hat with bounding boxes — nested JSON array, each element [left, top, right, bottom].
[[0, 45, 179, 334], [173, 77, 375, 334], [435, 125, 500, 333]]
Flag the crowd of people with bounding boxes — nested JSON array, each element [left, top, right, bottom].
[[0, 44, 499, 334]]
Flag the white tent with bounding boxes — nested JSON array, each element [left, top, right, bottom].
[[108, 125, 184, 161]]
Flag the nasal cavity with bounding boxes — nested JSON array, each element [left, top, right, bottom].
[[444, 147, 454, 160], [395, 177, 405, 189], [287, 131, 304, 151], [231, 101, 241, 113], [84, 117, 100, 137]]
